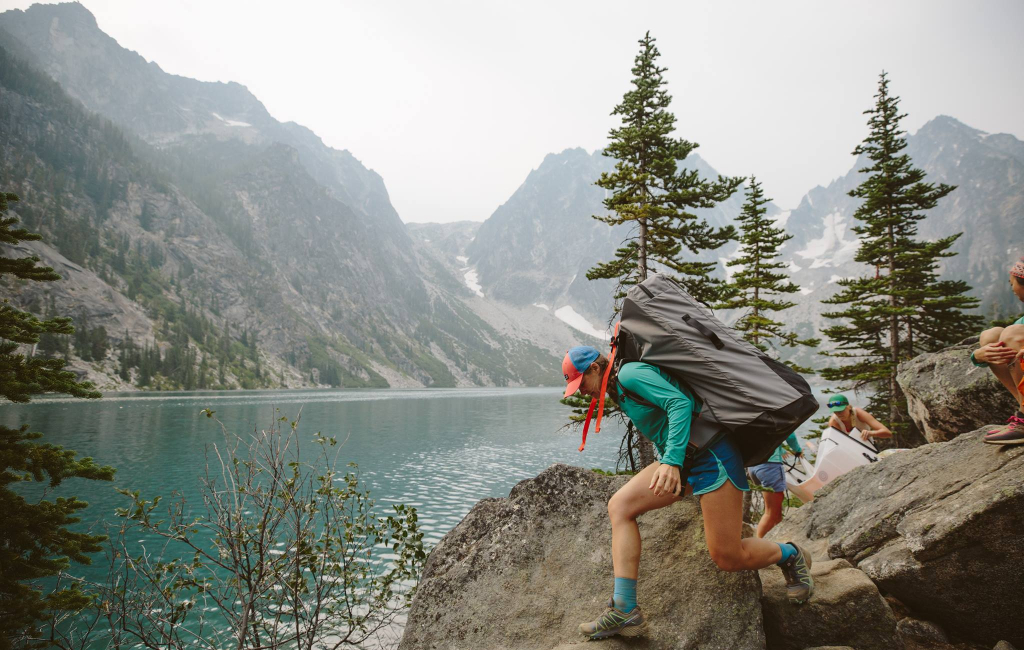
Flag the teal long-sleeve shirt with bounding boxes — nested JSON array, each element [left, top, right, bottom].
[[766, 433, 803, 464], [615, 362, 697, 468]]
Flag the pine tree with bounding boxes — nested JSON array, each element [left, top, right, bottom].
[[0, 191, 115, 647], [588, 32, 742, 308], [820, 72, 982, 443], [717, 177, 819, 372], [578, 32, 741, 469]]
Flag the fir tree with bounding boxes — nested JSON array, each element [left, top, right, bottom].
[[0, 191, 114, 647], [820, 72, 982, 443], [588, 32, 742, 308], [577, 32, 741, 469], [717, 177, 819, 372]]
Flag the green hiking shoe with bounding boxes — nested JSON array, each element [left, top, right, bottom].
[[778, 542, 814, 604], [579, 600, 647, 640]]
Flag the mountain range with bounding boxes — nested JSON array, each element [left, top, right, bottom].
[[1, 2, 1020, 391]]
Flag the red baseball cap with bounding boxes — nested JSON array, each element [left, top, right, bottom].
[[562, 346, 600, 397]]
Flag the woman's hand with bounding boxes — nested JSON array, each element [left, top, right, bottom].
[[649, 463, 682, 497], [976, 342, 1017, 365]]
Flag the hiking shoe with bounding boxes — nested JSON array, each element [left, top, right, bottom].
[[579, 599, 647, 640], [984, 415, 1024, 445], [778, 542, 814, 604]]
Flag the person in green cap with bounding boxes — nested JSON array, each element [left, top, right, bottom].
[[747, 432, 804, 538], [826, 394, 891, 445]]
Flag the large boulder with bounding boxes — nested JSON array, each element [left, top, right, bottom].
[[760, 558, 901, 650], [897, 338, 1018, 443], [769, 429, 1024, 647], [400, 464, 766, 650]]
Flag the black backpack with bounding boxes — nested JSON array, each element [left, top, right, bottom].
[[583, 274, 818, 470]]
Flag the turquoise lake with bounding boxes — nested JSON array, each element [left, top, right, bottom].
[[1, 388, 628, 586], [1, 384, 835, 646]]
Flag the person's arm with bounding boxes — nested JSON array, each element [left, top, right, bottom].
[[828, 414, 840, 431], [974, 341, 1016, 365], [857, 408, 892, 438], [785, 432, 803, 456], [618, 365, 693, 468]]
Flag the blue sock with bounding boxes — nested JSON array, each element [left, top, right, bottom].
[[776, 542, 798, 565], [612, 577, 637, 612]]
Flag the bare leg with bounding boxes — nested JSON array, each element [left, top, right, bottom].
[[756, 491, 785, 539], [607, 462, 690, 579], [999, 325, 1024, 409], [701, 480, 786, 571], [981, 327, 1022, 407]]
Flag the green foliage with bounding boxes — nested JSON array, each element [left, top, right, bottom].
[[588, 32, 742, 307], [717, 178, 819, 372], [0, 190, 114, 648], [98, 415, 425, 649], [819, 72, 983, 444]]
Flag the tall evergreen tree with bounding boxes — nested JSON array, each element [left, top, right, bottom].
[[0, 191, 114, 648], [820, 72, 982, 443], [587, 32, 742, 309], [717, 177, 819, 372], [577, 32, 741, 469]]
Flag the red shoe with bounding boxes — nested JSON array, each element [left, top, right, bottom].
[[984, 415, 1024, 445]]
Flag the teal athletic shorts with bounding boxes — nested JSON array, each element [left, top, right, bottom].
[[684, 434, 749, 496]]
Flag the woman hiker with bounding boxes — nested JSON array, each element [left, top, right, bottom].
[[974, 256, 1024, 445], [826, 394, 892, 446], [561, 346, 814, 641], [747, 432, 804, 538]]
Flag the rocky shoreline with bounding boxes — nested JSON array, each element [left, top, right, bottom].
[[400, 344, 1023, 649]]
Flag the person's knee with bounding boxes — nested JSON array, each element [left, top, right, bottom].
[[607, 491, 633, 524], [708, 545, 745, 572], [980, 327, 1004, 345], [998, 324, 1024, 347]]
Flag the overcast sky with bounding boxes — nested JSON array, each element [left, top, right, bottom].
[[4, 0, 1023, 223]]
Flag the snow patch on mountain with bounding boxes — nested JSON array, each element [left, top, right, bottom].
[[797, 212, 860, 269], [464, 269, 484, 297], [533, 303, 551, 311], [773, 210, 792, 228], [211, 112, 251, 127], [555, 306, 607, 340]]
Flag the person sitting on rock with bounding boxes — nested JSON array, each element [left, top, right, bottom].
[[826, 394, 892, 447], [975, 256, 1024, 445], [748, 432, 804, 538], [561, 346, 814, 641]]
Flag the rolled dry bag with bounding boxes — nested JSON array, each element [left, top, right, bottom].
[[614, 274, 819, 466]]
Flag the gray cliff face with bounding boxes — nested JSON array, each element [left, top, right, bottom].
[[781, 115, 1024, 328], [0, 2, 406, 241], [465, 148, 762, 324]]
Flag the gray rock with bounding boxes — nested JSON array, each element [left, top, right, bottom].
[[400, 464, 766, 650], [761, 558, 901, 650], [769, 428, 1024, 647], [897, 341, 1019, 443], [993, 642, 1018, 650], [898, 618, 949, 644]]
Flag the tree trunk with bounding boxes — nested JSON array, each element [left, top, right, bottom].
[[637, 435, 657, 469], [887, 222, 900, 428], [638, 216, 648, 280]]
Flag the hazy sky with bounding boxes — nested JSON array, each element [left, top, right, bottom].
[[4, 0, 1023, 223]]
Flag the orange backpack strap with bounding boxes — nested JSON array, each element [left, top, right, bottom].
[[578, 398, 597, 452], [595, 323, 620, 433]]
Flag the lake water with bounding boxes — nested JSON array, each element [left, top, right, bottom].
[[2, 385, 835, 645], [1, 388, 626, 581]]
